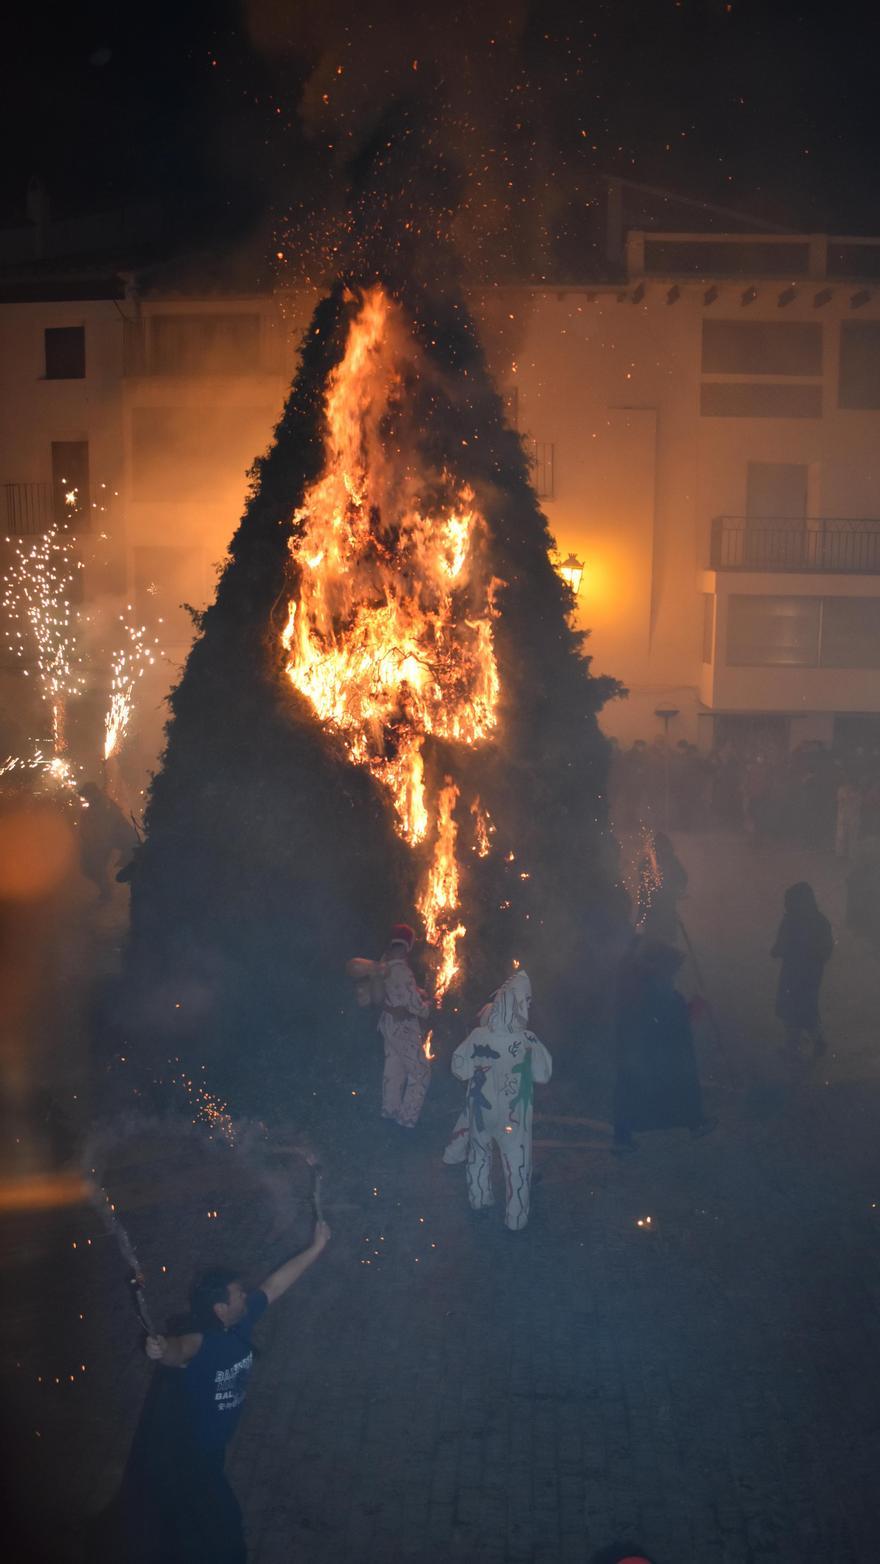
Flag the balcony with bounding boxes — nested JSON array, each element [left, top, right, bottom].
[[710, 516, 880, 574], [2, 483, 55, 536]]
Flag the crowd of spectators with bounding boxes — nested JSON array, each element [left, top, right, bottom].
[[609, 733, 880, 946], [609, 734, 880, 852]]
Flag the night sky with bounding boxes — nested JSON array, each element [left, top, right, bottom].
[[3, 0, 880, 270]]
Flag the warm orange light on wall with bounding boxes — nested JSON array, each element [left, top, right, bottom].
[[557, 552, 585, 597]]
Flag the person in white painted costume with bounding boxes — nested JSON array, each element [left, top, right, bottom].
[[450, 968, 552, 1230], [378, 922, 432, 1127]]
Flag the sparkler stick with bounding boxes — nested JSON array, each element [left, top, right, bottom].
[[87, 1181, 156, 1335]]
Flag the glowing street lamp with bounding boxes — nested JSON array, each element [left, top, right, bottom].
[[557, 552, 585, 597]]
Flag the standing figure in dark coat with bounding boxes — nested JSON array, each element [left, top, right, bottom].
[[612, 938, 716, 1152], [771, 881, 833, 1056]]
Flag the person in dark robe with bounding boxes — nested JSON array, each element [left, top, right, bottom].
[[771, 881, 833, 1057], [612, 937, 716, 1153]]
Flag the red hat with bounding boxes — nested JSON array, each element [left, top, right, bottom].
[[389, 923, 415, 950]]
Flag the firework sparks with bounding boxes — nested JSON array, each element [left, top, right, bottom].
[[2, 525, 84, 753], [634, 824, 662, 931], [0, 748, 82, 800], [170, 1066, 236, 1146], [104, 614, 161, 761]]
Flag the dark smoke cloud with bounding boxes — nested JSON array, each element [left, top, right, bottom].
[[245, 0, 572, 285]]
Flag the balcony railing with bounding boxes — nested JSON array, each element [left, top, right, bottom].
[[710, 516, 880, 573], [2, 483, 55, 536]]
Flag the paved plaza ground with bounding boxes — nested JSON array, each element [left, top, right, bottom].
[[3, 829, 880, 1562]]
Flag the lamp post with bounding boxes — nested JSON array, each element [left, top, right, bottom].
[[558, 553, 585, 597], [654, 707, 679, 829]]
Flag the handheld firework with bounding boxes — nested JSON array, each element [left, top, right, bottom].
[[87, 1180, 156, 1335]]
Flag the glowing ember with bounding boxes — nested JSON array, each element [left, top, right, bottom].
[[283, 286, 502, 992], [104, 615, 161, 761], [422, 1029, 436, 1061]]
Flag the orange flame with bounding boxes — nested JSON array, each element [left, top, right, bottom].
[[417, 778, 466, 999], [423, 1028, 436, 1061], [283, 286, 501, 993], [470, 795, 492, 857]]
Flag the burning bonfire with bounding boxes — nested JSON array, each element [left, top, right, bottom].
[[281, 286, 500, 996], [124, 277, 621, 1072]]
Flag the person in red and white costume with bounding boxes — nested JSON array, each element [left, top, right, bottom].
[[377, 923, 432, 1128]]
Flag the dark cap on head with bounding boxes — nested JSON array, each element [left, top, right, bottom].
[[191, 1266, 241, 1330]]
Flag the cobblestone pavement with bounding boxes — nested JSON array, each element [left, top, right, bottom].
[[3, 833, 880, 1562]]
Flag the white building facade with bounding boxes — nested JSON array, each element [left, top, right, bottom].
[[2, 229, 880, 767]]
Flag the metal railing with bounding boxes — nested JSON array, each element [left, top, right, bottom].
[[2, 483, 55, 536], [528, 439, 555, 500], [710, 515, 880, 573]]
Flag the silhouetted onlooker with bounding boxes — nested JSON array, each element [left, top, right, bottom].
[[613, 937, 716, 1152], [771, 881, 833, 1058]]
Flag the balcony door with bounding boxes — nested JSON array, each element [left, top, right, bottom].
[[746, 462, 808, 566]]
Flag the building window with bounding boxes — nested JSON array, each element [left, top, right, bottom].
[[820, 597, 880, 668], [527, 439, 555, 499], [701, 383, 822, 419], [838, 321, 880, 410], [45, 326, 85, 379], [727, 595, 820, 667], [702, 321, 822, 377], [149, 314, 262, 375], [702, 594, 715, 663], [51, 440, 90, 527], [727, 593, 880, 668]]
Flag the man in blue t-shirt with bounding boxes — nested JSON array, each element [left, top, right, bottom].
[[129, 1218, 330, 1562]]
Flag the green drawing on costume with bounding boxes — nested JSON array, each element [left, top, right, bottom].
[[509, 1048, 534, 1120]]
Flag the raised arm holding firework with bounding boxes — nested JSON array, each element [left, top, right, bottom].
[[98, 1218, 329, 1564]]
